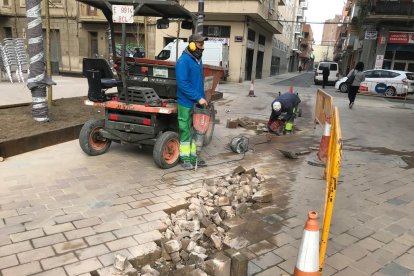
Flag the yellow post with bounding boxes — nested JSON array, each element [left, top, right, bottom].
[[319, 108, 343, 272], [45, 0, 53, 106]]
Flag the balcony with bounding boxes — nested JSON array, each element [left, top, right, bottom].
[[296, 8, 303, 19], [180, 0, 283, 34], [366, 0, 414, 22], [300, 0, 308, 10]]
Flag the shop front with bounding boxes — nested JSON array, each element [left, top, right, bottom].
[[382, 31, 414, 72]]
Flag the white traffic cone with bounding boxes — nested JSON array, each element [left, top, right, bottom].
[[294, 211, 320, 276], [248, 79, 256, 97]]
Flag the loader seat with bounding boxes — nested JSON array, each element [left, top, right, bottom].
[[82, 58, 120, 102]]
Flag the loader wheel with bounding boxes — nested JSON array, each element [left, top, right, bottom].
[[153, 131, 180, 169], [79, 119, 111, 156], [203, 105, 216, 146]]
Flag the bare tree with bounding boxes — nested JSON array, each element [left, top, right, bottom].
[[25, 0, 54, 122]]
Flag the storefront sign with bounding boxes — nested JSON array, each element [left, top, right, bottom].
[[365, 30, 378, 40], [388, 32, 414, 44], [375, 55, 384, 69], [247, 40, 255, 49], [258, 44, 265, 52]]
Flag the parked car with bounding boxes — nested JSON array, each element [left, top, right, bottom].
[[335, 69, 414, 96], [314, 62, 339, 85]]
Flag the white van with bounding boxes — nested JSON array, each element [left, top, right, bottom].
[[314, 62, 339, 84], [156, 39, 229, 78]]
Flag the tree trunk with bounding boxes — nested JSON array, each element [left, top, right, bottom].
[[26, 0, 49, 122]]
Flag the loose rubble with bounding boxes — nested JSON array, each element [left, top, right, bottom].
[[99, 167, 270, 276], [141, 166, 269, 275]]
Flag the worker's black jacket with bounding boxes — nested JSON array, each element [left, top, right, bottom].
[[270, 93, 301, 122]]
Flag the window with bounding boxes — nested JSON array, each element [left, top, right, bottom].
[[330, 64, 338, 71], [3, 0, 10, 6], [247, 29, 256, 41], [258, 34, 265, 45], [4, 27, 12, 38], [87, 5, 97, 16], [380, 70, 399, 78], [364, 71, 374, 78], [202, 25, 231, 38]]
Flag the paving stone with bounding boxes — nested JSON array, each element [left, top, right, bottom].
[[325, 252, 354, 270], [32, 233, 67, 248], [394, 232, 414, 247], [381, 240, 410, 256], [347, 226, 375, 239], [10, 228, 44, 242], [128, 241, 159, 258], [0, 255, 19, 270], [5, 214, 35, 226], [43, 222, 75, 235], [276, 257, 296, 274], [371, 230, 398, 244], [146, 203, 170, 212], [17, 246, 55, 263], [350, 255, 383, 275], [106, 236, 138, 251], [41, 252, 79, 270], [255, 265, 288, 276], [395, 253, 414, 270], [384, 224, 408, 236], [320, 264, 338, 276], [85, 232, 117, 246], [2, 261, 42, 276], [64, 257, 103, 276], [138, 220, 166, 232], [98, 249, 133, 267], [333, 233, 359, 247], [0, 210, 18, 219], [55, 214, 84, 224], [93, 221, 122, 233], [379, 262, 411, 276], [112, 196, 136, 205], [64, 227, 96, 240], [357, 237, 385, 252], [32, 267, 68, 276], [267, 232, 296, 247], [272, 244, 297, 260], [113, 225, 143, 238], [73, 217, 102, 229], [340, 244, 369, 261], [0, 240, 33, 257], [75, 244, 110, 260], [143, 210, 169, 222], [53, 238, 88, 254], [0, 224, 26, 235], [247, 240, 277, 256], [251, 251, 283, 270], [128, 199, 153, 209], [133, 230, 162, 244], [247, 261, 261, 276], [132, 192, 155, 201], [124, 207, 150, 218], [334, 266, 368, 276]]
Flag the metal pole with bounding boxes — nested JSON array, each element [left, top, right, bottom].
[[121, 23, 127, 97], [196, 0, 204, 35], [144, 17, 148, 58], [45, 0, 52, 106], [176, 21, 181, 60]]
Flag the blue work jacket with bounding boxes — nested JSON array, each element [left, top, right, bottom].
[[176, 51, 205, 108]]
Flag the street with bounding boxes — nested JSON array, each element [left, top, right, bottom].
[[0, 73, 414, 275]]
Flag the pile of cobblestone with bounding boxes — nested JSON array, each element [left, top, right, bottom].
[[148, 166, 271, 275]]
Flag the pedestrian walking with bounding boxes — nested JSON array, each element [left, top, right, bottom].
[[322, 66, 330, 89], [176, 34, 208, 170], [347, 61, 365, 109]]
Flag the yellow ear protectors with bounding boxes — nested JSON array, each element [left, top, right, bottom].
[[189, 41, 197, 52]]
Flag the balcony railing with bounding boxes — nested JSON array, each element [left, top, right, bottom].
[[296, 8, 303, 18], [371, 1, 414, 15], [300, 0, 308, 10]]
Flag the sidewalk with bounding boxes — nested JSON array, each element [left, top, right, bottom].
[[0, 75, 413, 275]]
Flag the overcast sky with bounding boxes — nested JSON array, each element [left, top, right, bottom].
[[305, 0, 346, 45]]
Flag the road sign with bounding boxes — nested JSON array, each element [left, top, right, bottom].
[[112, 5, 134, 24], [375, 83, 387, 94], [365, 30, 378, 40], [375, 54, 384, 69]]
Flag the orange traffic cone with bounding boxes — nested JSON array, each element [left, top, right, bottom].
[[294, 211, 320, 276], [289, 85, 294, 93], [316, 116, 331, 163], [248, 79, 256, 97]]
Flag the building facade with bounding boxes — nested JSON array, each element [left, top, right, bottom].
[[0, 0, 315, 82], [299, 23, 314, 71], [337, 0, 414, 74]]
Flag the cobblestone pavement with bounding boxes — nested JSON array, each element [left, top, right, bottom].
[[0, 74, 413, 275]]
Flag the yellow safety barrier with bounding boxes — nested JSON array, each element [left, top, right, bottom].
[[314, 89, 334, 126], [319, 107, 343, 271]]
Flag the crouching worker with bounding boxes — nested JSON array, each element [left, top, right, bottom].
[[268, 92, 301, 135]]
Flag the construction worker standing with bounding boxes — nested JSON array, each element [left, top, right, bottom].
[[176, 34, 208, 170], [268, 92, 301, 135]]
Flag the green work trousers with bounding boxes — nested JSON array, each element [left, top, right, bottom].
[[178, 104, 197, 163]]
